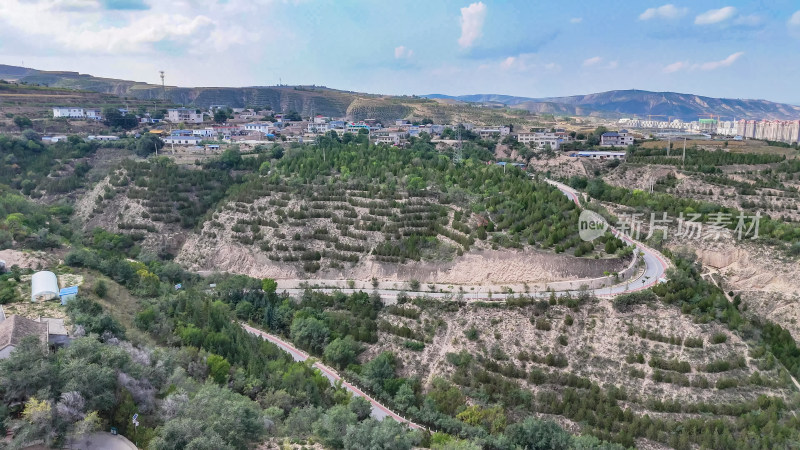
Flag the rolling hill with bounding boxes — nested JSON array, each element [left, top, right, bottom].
[[425, 90, 800, 121], [3, 64, 799, 121]]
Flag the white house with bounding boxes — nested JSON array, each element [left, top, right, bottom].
[[167, 108, 204, 124], [85, 109, 103, 120], [243, 122, 274, 134], [52, 107, 85, 119], [516, 132, 564, 150], [163, 136, 203, 145], [477, 126, 511, 138], [307, 122, 330, 133], [87, 135, 120, 141], [193, 128, 216, 138], [570, 151, 627, 160]]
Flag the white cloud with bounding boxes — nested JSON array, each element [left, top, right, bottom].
[[500, 56, 516, 70], [394, 46, 413, 59], [606, 60, 619, 69], [698, 52, 743, 70], [583, 56, 602, 67], [639, 4, 688, 21], [570, 17, 582, 24], [663, 61, 689, 73], [0, 0, 267, 55], [695, 6, 737, 25], [663, 52, 744, 73], [789, 11, 800, 26], [458, 2, 487, 49]]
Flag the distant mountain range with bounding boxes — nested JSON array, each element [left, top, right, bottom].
[[424, 90, 800, 121], [1, 64, 798, 121]]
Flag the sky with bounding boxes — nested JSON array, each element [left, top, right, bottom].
[[1, 0, 799, 104]]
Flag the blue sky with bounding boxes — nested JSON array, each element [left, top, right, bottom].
[[1, 0, 799, 103]]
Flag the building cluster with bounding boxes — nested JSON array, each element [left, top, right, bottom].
[[618, 118, 738, 136], [736, 120, 800, 144]]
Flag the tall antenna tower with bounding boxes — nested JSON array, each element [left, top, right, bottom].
[[453, 122, 463, 164], [159, 71, 166, 102]]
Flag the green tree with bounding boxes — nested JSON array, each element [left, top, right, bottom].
[[150, 383, 265, 450], [13, 116, 33, 129], [428, 378, 464, 416], [103, 108, 137, 130], [207, 354, 231, 385], [313, 404, 357, 449], [506, 418, 572, 450], [324, 336, 362, 369], [343, 418, 416, 450], [361, 352, 396, 392], [93, 280, 107, 298], [136, 134, 164, 157], [261, 278, 278, 294], [290, 316, 330, 354], [213, 110, 229, 124], [348, 396, 372, 421]]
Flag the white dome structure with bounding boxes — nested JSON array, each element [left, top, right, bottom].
[[31, 271, 59, 303]]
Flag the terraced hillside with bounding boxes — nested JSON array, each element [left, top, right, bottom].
[[361, 292, 797, 448], [172, 138, 628, 281]]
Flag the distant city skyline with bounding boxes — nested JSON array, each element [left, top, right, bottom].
[[1, 0, 799, 104]]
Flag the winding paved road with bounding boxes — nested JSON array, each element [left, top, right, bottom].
[[241, 323, 424, 429], [545, 179, 670, 296]]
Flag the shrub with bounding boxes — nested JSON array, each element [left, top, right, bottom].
[[613, 290, 657, 312], [711, 332, 728, 344], [403, 340, 425, 351], [649, 356, 691, 373], [535, 319, 551, 331]]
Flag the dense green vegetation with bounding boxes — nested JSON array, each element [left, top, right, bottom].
[[216, 135, 624, 269], [2, 131, 800, 449], [0, 134, 99, 195], [628, 147, 785, 173]]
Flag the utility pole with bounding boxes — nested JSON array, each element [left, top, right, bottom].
[[159, 71, 166, 103], [454, 123, 463, 164], [667, 135, 671, 156], [682, 137, 687, 166]]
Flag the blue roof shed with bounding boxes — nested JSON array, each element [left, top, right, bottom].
[[59, 286, 78, 305]]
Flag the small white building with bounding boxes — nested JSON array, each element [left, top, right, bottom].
[[85, 109, 103, 120], [478, 126, 511, 138], [569, 151, 627, 160], [52, 107, 85, 119], [516, 132, 564, 150], [31, 271, 59, 303], [163, 136, 203, 145], [87, 135, 120, 141], [307, 122, 330, 133], [243, 122, 274, 134], [167, 108, 204, 124], [192, 128, 216, 138]]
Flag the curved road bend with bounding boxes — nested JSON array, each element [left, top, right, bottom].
[[545, 179, 670, 295], [241, 323, 424, 430]]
